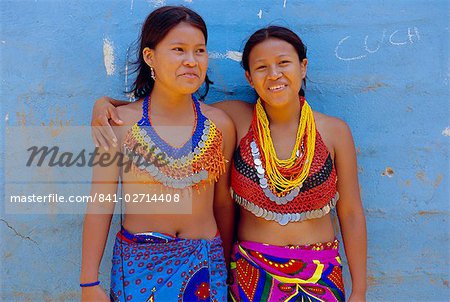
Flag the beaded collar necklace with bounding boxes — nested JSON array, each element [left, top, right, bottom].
[[123, 95, 226, 190], [251, 96, 316, 199], [230, 96, 339, 225], [137, 95, 207, 158]]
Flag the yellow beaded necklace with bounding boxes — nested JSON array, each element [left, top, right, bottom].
[[254, 97, 316, 195]]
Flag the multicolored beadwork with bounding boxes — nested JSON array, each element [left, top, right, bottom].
[[253, 97, 316, 195], [110, 227, 227, 302], [231, 98, 339, 225], [123, 95, 226, 190], [229, 239, 345, 302]]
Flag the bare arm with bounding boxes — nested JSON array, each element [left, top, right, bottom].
[[80, 145, 120, 301], [211, 108, 237, 268], [333, 120, 367, 301]]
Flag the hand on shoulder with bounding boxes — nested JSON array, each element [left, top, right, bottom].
[[91, 96, 124, 127], [91, 96, 125, 150]]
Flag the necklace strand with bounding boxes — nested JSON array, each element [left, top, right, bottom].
[[252, 97, 316, 195]]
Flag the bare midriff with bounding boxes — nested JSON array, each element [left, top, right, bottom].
[[238, 209, 336, 246], [119, 173, 218, 240]]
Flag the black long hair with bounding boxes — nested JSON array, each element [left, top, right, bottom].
[[130, 6, 212, 100], [241, 26, 307, 96]]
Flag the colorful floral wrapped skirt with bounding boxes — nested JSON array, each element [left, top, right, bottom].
[[110, 227, 227, 302], [229, 239, 345, 302]]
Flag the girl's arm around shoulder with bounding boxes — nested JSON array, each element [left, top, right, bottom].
[[324, 117, 367, 301], [210, 100, 253, 138], [201, 104, 236, 267], [91, 96, 129, 150], [200, 103, 237, 149]]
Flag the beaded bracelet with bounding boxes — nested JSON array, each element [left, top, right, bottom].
[[80, 280, 100, 287]]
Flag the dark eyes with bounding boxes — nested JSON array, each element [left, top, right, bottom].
[[172, 47, 206, 53], [255, 60, 291, 70]]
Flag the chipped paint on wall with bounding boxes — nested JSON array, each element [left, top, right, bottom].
[[209, 50, 243, 62], [365, 208, 386, 218], [381, 167, 394, 177], [416, 210, 446, 216], [148, 0, 166, 7], [361, 82, 388, 92], [434, 174, 443, 188], [103, 38, 115, 76], [415, 171, 444, 189], [226, 51, 243, 62], [257, 9, 263, 19], [442, 127, 450, 136], [16, 111, 27, 126], [416, 170, 426, 181]]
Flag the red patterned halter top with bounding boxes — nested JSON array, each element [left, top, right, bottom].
[[231, 122, 339, 226]]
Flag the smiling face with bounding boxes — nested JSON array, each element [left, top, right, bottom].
[[143, 22, 208, 96], [246, 38, 307, 107]]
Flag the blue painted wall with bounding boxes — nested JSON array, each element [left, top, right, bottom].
[[1, 0, 449, 300]]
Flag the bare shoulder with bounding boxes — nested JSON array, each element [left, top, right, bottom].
[[314, 111, 351, 137], [210, 99, 253, 124], [200, 103, 236, 154], [313, 111, 353, 156], [211, 99, 253, 114], [200, 103, 235, 133], [110, 101, 143, 143], [114, 101, 143, 126]]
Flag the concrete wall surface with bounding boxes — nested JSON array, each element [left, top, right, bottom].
[[1, 0, 449, 301]]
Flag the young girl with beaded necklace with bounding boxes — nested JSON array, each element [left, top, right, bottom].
[[81, 6, 235, 302], [92, 26, 367, 301]]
